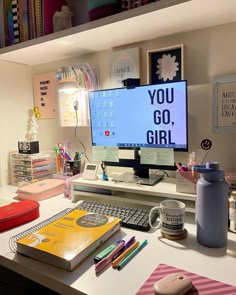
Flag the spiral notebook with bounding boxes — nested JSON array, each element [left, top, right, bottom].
[[9, 207, 121, 271], [135, 263, 236, 294]]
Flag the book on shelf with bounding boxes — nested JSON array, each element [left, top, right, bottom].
[[27, 0, 36, 40], [0, 0, 5, 48], [9, 207, 121, 271], [18, 0, 29, 42], [5, 0, 19, 45]]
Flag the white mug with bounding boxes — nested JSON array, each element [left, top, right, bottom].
[[148, 200, 186, 236]]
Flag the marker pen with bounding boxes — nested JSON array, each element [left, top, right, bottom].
[[94, 240, 124, 264], [117, 239, 148, 270]]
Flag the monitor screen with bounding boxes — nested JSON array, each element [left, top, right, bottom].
[[89, 80, 188, 151]]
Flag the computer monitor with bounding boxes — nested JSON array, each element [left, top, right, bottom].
[[89, 80, 188, 185]]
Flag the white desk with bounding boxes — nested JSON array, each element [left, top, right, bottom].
[[1, 185, 236, 295]]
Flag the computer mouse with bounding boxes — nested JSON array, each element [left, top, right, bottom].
[[153, 272, 192, 295]]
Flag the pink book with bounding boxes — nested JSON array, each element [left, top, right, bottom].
[[135, 263, 236, 294], [42, 0, 64, 35]]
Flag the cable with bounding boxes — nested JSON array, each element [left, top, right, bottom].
[[152, 169, 169, 178], [73, 107, 91, 164], [71, 66, 92, 164]]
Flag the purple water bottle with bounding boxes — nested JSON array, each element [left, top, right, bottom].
[[194, 162, 229, 247]]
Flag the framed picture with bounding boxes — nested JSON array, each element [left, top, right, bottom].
[[110, 47, 141, 88], [147, 44, 184, 84], [213, 74, 236, 132], [33, 72, 58, 119]]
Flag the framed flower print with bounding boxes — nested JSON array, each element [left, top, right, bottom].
[[147, 45, 184, 84]]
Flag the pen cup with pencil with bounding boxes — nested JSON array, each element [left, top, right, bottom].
[[66, 159, 81, 176]]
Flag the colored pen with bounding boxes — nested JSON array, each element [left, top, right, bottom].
[[112, 240, 140, 268], [95, 241, 125, 273], [112, 236, 135, 261], [117, 239, 148, 271], [94, 240, 124, 264]]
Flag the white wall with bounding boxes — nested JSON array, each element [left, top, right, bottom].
[[0, 60, 33, 185], [1, 22, 236, 185]]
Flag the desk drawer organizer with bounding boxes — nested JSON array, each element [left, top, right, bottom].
[[10, 152, 56, 185], [0, 200, 39, 232], [17, 179, 65, 201]]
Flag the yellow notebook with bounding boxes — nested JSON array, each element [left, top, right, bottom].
[[9, 207, 121, 271]]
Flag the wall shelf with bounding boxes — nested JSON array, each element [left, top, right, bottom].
[[0, 0, 235, 66]]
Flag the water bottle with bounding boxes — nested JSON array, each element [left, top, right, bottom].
[[193, 161, 229, 247]]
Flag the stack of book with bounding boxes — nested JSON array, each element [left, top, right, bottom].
[[0, 0, 64, 48], [9, 207, 121, 271]]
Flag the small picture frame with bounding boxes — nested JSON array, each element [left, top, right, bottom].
[[110, 47, 141, 88], [213, 74, 236, 132], [147, 44, 184, 84]]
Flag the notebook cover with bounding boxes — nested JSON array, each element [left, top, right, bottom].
[[135, 263, 236, 294], [15, 209, 121, 271]]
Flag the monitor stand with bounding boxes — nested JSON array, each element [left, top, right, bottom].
[[133, 149, 164, 186], [138, 174, 163, 186]]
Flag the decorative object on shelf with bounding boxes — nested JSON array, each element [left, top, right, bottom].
[[110, 47, 141, 88], [53, 5, 73, 33], [56, 64, 98, 127], [28, 106, 41, 140], [18, 106, 40, 155], [88, 0, 121, 21], [147, 44, 184, 84], [213, 74, 236, 132], [121, 0, 142, 11], [121, 0, 160, 11], [33, 72, 58, 119]]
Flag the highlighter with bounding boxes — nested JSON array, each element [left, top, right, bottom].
[[94, 240, 124, 264]]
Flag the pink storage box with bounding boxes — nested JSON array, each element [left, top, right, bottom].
[[17, 179, 65, 201]]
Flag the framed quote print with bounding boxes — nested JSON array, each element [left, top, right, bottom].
[[110, 47, 141, 88], [213, 74, 236, 132], [147, 44, 184, 84]]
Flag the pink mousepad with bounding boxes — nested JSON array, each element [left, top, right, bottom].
[[135, 263, 236, 294]]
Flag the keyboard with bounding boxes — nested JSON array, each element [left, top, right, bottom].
[[77, 200, 158, 231]]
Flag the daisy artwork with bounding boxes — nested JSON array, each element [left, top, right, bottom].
[[148, 45, 184, 84]]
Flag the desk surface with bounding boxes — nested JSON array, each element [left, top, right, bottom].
[[1, 185, 236, 295]]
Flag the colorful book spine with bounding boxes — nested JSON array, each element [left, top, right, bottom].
[[11, 0, 20, 44], [34, 0, 43, 37], [18, 0, 29, 42], [6, 0, 14, 45], [28, 0, 36, 39], [0, 0, 5, 47]]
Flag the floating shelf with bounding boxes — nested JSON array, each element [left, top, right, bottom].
[[0, 0, 235, 66]]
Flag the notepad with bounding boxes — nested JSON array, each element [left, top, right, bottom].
[[9, 208, 121, 271], [135, 263, 236, 294]]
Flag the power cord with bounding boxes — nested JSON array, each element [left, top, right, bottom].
[[73, 104, 91, 164]]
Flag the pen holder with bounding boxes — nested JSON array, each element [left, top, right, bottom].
[[176, 171, 198, 194], [66, 160, 81, 176]]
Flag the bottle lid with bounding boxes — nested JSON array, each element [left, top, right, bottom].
[[192, 161, 225, 180]]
